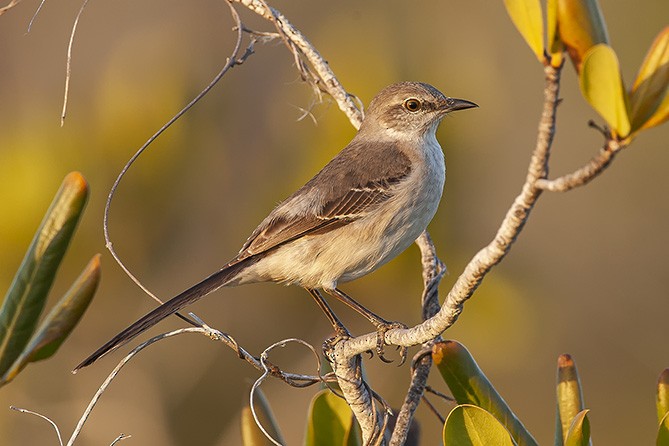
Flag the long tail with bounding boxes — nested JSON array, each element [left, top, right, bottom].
[[74, 258, 255, 372]]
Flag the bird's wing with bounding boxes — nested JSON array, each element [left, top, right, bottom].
[[237, 140, 412, 259]]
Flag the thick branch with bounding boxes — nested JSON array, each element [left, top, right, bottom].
[[389, 232, 446, 445], [339, 63, 562, 358]]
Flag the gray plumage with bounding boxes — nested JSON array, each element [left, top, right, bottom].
[[74, 82, 477, 371]]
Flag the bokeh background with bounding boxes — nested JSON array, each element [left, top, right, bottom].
[[1, 0, 668, 444]]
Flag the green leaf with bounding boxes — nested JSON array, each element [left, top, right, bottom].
[[555, 354, 585, 444], [443, 404, 517, 446], [564, 410, 590, 446], [657, 369, 669, 425], [241, 387, 285, 446], [630, 26, 669, 132], [579, 44, 631, 138], [503, 0, 545, 61], [557, 0, 609, 71], [305, 389, 361, 446], [658, 411, 669, 446], [433, 341, 538, 446], [0, 255, 100, 385], [0, 172, 88, 376]]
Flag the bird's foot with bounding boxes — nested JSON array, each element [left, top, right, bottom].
[[373, 320, 408, 365], [323, 325, 352, 360]]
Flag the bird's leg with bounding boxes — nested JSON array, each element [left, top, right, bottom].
[[306, 288, 351, 342], [327, 287, 407, 365]]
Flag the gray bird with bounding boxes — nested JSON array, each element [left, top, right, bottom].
[[75, 82, 477, 371]]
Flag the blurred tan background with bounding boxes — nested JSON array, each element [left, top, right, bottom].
[[1, 0, 668, 444]]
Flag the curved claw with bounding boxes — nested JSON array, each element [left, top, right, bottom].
[[323, 326, 352, 360], [374, 321, 408, 364]]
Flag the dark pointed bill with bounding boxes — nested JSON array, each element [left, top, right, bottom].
[[443, 98, 478, 113]]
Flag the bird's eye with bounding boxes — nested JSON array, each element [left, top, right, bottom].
[[403, 98, 421, 112]]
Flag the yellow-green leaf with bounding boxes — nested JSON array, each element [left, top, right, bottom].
[[241, 387, 285, 446], [579, 44, 631, 138], [630, 26, 669, 132], [433, 341, 538, 446], [443, 404, 517, 446], [503, 0, 545, 61], [657, 369, 669, 425], [0, 255, 100, 385], [564, 410, 591, 446], [557, 0, 609, 71], [555, 354, 585, 444], [546, 0, 564, 67], [658, 411, 669, 446], [305, 389, 361, 446]]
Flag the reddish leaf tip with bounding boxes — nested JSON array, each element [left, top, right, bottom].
[[63, 171, 89, 193], [558, 353, 575, 368], [659, 369, 669, 385]]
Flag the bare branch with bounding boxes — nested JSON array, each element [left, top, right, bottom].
[[389, 233, 446, 444], [250, 338, 323, 446], [102, 2, 253, 328], [61, 0, 90, 126], [10, 406, 64, 446], [535, 138, 624, 192], [339, 63, 563, 359], [232, 0, 363, 128], [0, 0, 21, 16]]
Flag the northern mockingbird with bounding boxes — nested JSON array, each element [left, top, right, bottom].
[[75, 81, 476, 371]]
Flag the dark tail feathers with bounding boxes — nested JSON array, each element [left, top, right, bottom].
[[74, 258, 253, 372]]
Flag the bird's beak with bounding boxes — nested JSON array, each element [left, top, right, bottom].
[[442, 97, 478, 113]]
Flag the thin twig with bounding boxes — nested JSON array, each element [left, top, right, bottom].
[[389, 234, 446, 445], [27, 0, 47, 32], [101, 2, 252, 328], [68, 328, 204, 446], [61, 0, 90, 126], [250, 338, 323, 446], [109, 434, 131, 445], [69, 327, 328, 445], [420, 395, 446, 425], [0, 0, 21, 16], [535, 138, 624, 192], [232, 0, 363, 128], [10, 406, 64, 446]]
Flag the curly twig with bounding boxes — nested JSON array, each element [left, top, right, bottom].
[[101, 2, 253, 328]]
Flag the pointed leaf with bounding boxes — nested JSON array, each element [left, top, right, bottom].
[[557, 0, 609, 71], [564, 410, 590, 446], [546, 0, 564, 67], [433, 341, 538, 446], [658, 411, 669, 446], [657, 369, 669, 425], [0, 172, 88, 376], [443, 404, 517, 446], [579, 44, 631, 137], [555, 354, 586, 443], [641, 89, 669, 131], [630, 26, 669, 132], [241, 387, 285, 446], [0, 255, 100, 385], [503, 0, 545, 61], [305, 389, 360, 446]]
